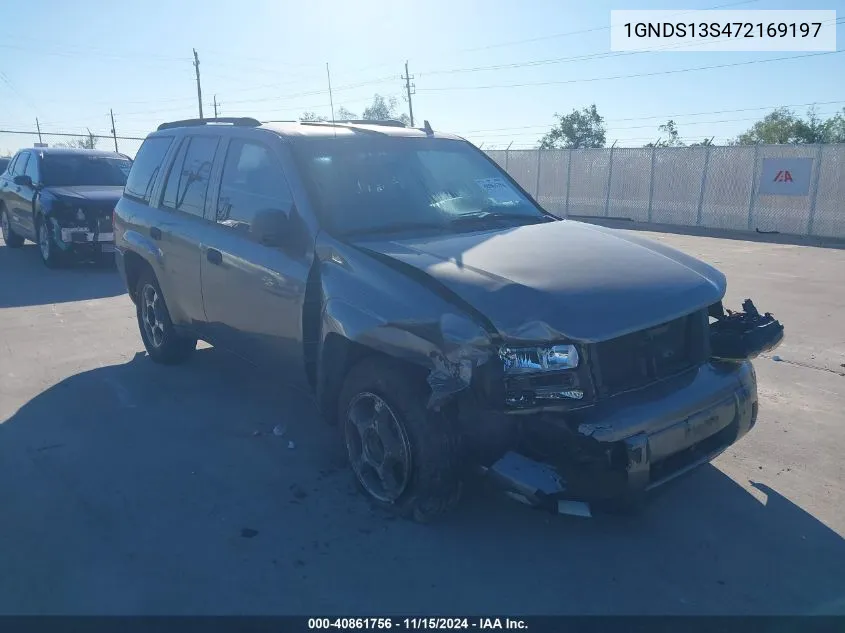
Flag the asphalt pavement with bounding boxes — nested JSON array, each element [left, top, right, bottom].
[[1, 231, 843, 615]]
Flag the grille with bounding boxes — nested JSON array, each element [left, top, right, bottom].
[[592, 310, 708, 397]]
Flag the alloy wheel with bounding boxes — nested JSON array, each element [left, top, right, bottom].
[[345, 392, 412, 503], [38, 222, 51, 260], [141, 283, 166, 348]]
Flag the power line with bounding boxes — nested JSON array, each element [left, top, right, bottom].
[[468, 110, 843, 141], [418, 50, 845, 92], [461, 99, 845, 134]]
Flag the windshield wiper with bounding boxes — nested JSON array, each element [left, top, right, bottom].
[[342, 221, 448, 238], [448, 210, 555, 227]]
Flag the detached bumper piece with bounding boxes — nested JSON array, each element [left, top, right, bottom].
[[710, 299, 784, 361]]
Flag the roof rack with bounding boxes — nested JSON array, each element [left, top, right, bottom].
[[299, 119, 407, 128], [157, 117, 261, 131]]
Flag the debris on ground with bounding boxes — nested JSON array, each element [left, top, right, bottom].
[[772, 355, 782, 362], [240, 528, 258, 538]]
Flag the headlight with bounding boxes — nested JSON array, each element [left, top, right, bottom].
[[499, 344, 579, 374]]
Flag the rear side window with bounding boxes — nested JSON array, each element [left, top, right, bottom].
[[216, 139, 291, 232], [161, 135, 219, 218], [124, 136, 174, 204]]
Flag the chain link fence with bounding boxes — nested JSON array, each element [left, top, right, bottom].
[[487, 144, 845, 239]]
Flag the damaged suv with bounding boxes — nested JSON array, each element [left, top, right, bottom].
[[114, 117, 783, 521]]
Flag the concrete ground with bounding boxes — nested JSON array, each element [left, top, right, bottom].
[[1, 230, 843, 615]]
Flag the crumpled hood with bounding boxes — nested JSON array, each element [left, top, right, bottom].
[[45, 185, 123, 204], [355, 220, 727, 343]]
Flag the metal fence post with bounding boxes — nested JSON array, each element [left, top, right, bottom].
[[747, 143, 761, 230], [696, 145, 711, 226], [534, 148, 542, 200], [806, 144, 824, 236], [564, 149, 573, 217], [604, 145, 615, 217], [646, 147, 657, 223]]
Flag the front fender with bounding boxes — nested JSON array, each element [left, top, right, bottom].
[[319, 298, 495, 410]]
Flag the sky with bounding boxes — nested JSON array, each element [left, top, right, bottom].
[[0, 0, 842, 157]]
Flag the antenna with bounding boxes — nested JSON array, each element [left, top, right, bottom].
[[326, 62, 336, 138]]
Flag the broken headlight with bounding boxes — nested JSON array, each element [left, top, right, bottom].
[[499, 344, 579, 375]]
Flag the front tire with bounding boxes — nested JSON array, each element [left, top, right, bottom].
[[1, 208, 25, 248], [337, 356, 463, 523], [135, 269, 196, 365], [37, 216, 64, 268]]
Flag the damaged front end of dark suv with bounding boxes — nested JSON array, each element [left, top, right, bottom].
[[464, 299, 783, 517], [325, 218, 785, 518]]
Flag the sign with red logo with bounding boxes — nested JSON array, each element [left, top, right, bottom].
[[759, 158, 813, 196]]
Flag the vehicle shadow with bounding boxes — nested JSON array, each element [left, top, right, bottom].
[[1, 348, 843, 614], [0, 243, 126, 308]]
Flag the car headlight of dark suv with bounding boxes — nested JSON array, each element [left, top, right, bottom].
[[499, 344, 580, 374]]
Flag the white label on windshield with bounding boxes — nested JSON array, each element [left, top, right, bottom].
[[475, 178, 521, 205]]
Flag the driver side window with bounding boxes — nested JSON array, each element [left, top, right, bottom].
[[216, 139, 292, 234]]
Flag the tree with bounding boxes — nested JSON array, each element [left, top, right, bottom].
[[539, 105, 606, 149], [361, 94, 410, 125], [335, 106, 358, 120], [735, 107, 809, 145], [820, 108, 845, 143], [645, 120, 686, 148], [57, 130, 99, 150], [300, 111, 327, 122]]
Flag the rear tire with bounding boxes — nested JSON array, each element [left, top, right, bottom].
[[337, 356, 463, 523], [1, 208, 25, 248], [36, 216, 64, 268], [135, 268, 196, 365]]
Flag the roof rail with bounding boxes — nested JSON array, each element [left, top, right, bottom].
[[157, 117, 261, 131]]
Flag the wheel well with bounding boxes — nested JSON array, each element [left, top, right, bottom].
[[317, 333, 427, 425], [123, 251, 152, 304]]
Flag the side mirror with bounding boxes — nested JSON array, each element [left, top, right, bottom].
[[13, 175, 33, 188], [250, 207, 290, 247]]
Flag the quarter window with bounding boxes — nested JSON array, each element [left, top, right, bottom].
[[124, 136, 174, 204]]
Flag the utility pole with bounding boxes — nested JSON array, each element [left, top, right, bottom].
[[35, 118, 42, 144], [193, 48, 204, 119], [213, 95, 219, 118], [402, 60, 415, 127], [109, 109, 119, 152]]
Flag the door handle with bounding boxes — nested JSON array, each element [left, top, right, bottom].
[[150, 226, 162, 240], [206, 248, 223, 265]]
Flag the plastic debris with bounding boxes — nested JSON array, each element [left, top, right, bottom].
[[273, 424, 287, 437], [252, 430, 261, 437], [287, 440, 296, 450], [557, 500, 592, 518]]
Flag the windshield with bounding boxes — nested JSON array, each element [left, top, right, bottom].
[[291, 137, 548, 236], [41, 154, 132, 187]]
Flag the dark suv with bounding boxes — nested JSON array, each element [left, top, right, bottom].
[[114, 117, 783, 521], [0, 147, 132, 267]]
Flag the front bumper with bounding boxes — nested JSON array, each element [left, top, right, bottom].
[[483, 360, 758, 515]]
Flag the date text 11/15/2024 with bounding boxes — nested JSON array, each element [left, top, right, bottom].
[[307, 618, 528, 630]]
